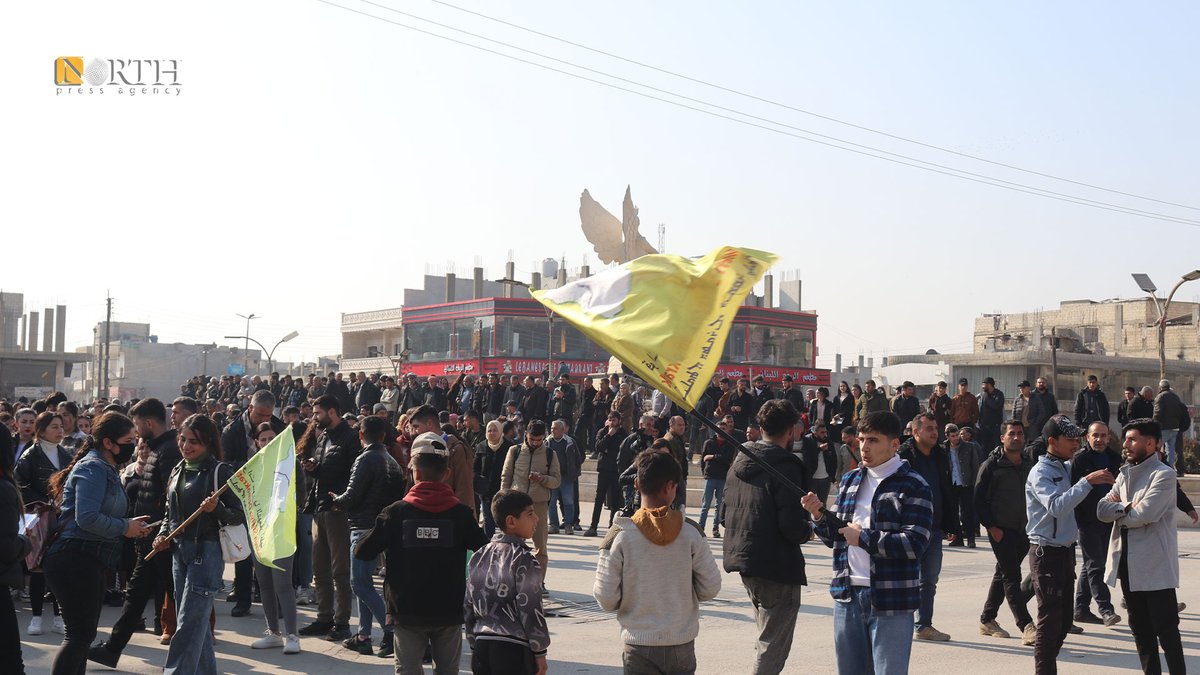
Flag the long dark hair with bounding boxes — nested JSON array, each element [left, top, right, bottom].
[[295, 418, 318, 460], [49, 411, 135, 504], [180, 414, 221, 460], [32, 411, 63, 447]]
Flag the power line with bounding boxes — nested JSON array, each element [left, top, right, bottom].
[[319, 0, 1200, 227], [423, 0, 1200, 213]]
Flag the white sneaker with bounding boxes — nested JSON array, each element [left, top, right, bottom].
[[283, 634, 301, 654], [251, 632, 284, 649], [52, 617, 65, 635], [28, 616, 44, 635]]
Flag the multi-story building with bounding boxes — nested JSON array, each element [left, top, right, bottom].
[[340, 268, 829, 386]]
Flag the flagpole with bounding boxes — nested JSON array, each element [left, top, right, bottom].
[[143, 484, 231, 560]]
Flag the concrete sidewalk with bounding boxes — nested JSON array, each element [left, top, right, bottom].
[[18, 529, 1200, 674]]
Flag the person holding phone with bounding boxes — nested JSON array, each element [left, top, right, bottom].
[[42, 412, 153, 675]]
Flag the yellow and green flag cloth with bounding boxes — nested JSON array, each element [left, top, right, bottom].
[[228, 427, 297, 569], [532, 245, 777, 412]]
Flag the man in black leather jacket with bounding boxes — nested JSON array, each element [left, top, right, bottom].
[[330, 416, 403, 654], [298, 395, 361, 642]]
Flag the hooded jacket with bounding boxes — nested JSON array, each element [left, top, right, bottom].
[[354, 481, 487, 625], [721, 441, 811, 584], [594, 507, 721, 646], [1025, 452, 1092, 547]]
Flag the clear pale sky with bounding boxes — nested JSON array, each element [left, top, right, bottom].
[[5, 1, 1199, 371]]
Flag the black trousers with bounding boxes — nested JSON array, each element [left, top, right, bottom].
[[107, 541, 173, 650], [471, 639, 536, 675], [589, 471, 620, 529], [954, 485, 978, 542], [981, 527, 1032, 629], [42, 547, 108, 675], [1029, 544, 1074, 675], [0, 585, 25, 675], [1119, 553, 1185, 674], [1075, 522, 1114, 615], [233, 557, 253, 609]]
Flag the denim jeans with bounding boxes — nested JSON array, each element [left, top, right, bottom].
[[698, 478, 725, 531], [833, 586, 915, 675], [915, 529, 943, 630], [481, 496, 498, 539], [1075, 522, 1113, 615], [293, 512, 314, 588], [1161, 429, 1180, 470], [349, 529, 389, 638], [165, 539, 224, 675], [548, 480, 577, 529]]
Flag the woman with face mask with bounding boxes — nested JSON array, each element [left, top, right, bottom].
[[41, 412, 153, 675], [151, 414, 245, 675]]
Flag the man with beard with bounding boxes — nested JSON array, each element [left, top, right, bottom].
[[221, 390, 286, 616], [1097, 419, 1185, 673], [298, 395, 361, 642], [854, 379, 889, 423], [1028, 377, 1059, 440], [978, 378, 1006, 456], [928, 381, 953, 442], [951, 378, 980, 430], [891, 381, 921, 430], [1071, 422, 1122, 627], [409, 404, 476, 516]]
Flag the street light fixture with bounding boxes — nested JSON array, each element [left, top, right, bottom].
[[224, 330, 299, 376], [1130, 270, 1200, 381], [235, 313, 259, 374]]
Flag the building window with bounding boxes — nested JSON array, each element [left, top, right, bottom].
[[405, 320, 453, 361], [723, 324, 814, 367]]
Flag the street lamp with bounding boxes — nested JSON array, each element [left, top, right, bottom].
[[235, 313, 259, 374], [494, 277, 554, 379], [224, 330, 299, 376], [1131, 270, 1200, 382]]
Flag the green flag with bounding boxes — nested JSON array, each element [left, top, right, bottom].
[[228, 426, 297, 570]]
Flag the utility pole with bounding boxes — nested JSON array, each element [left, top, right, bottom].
[[101, 294, 111, 398], [1050, 327, 1059, 404]]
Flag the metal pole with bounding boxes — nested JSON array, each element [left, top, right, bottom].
[[689, 409, 805, 498], [244, 316, 250, 374], [102, 294, 111, 397], [1050, 327, 1059, 404]]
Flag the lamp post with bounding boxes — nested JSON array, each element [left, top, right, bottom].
[[225, 330, 299, 376], [199, 343, 217, 378], [494, 277, 554, 378], [1131, 270, 1200, 382], [235, 313, 258, 374]]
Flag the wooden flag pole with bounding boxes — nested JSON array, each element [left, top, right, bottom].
[[144, 484, 231, 561]]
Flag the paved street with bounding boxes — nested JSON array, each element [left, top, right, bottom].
[[17, 526, 1200, 674]]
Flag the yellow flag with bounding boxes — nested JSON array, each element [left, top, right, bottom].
[[227, 427, 297, 569], [532, 246, 777, 412]]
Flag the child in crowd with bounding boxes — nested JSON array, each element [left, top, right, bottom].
[[594, 450, 722, 674], [464, 489, 550, 675]]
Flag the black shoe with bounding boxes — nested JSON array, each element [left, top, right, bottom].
[[231, 605, 251, 618], [711, 529, 721, 538], [341, 635, 373, 655], [948, 539, 964, 547], [377, 633, 394, 658], [225, 593, 239, 603], [133, 617, 146, 633], [1067, 624, 1084, 634], [298, 620, 334, 636], [252, 591, 262, 603], [1073, 610, 1103, 624], [87, 643, 120, 668], [104, 590, 125, 607], [966, 539, 977, 549], [325, 624, 351, 642]]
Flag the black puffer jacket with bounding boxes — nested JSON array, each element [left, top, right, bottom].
[[304, 420, 362, 514], [133, 429, 181, 522], [158, 455, 245, 543], [222, 413, 286, 471], [721, 441, 811, 585], [15, 442, 74, 506], [332, 444, 404, 529], [0, 476, 31, 588]]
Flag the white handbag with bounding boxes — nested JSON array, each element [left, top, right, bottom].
[[212, 466, 251, 563]]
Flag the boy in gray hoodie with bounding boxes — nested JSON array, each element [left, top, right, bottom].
[[593, 450, 722, 674]]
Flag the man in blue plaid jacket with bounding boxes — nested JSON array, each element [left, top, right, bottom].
[[803, 411, 934, 675]]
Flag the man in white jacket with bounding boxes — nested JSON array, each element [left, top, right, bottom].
[[1096, 419, 1184, 673]]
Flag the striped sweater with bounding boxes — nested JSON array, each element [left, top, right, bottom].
[[813, 459, 933, 615]]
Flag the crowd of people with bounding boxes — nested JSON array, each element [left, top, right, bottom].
[[0, 366, 1193, 674]]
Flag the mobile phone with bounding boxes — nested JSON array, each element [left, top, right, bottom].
[[144, 519, 162, 529]]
